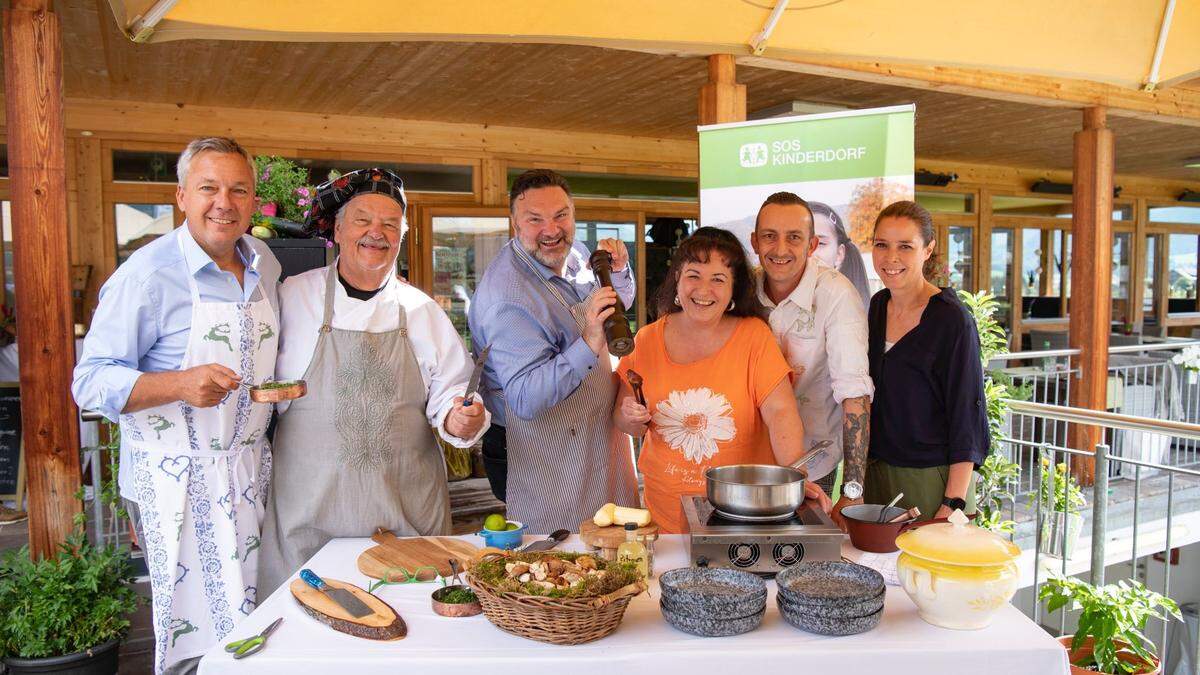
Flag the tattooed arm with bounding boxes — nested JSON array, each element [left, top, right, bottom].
[[831, 395, 870, 531]]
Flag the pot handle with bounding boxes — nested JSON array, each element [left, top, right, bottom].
[[897, 511, 979, 535]]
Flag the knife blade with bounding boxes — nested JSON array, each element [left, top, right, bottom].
[[299, 569, 374, 618], [518, 528, 570, 552], [462, 345, 490, 406]]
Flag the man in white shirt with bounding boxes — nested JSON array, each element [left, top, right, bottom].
[[751, 192, 873, 531], [258, 168, 489, 595]]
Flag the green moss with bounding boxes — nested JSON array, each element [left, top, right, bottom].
[[470, 552, 641, 599]]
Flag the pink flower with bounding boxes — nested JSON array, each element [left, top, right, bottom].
[[297, 198, 309, 207], [302, 209, 310, 219], [295, 187, 310, 197], [258, 203, 277, 217]]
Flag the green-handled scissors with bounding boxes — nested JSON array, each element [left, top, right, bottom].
[[224, 617, 282, 659]]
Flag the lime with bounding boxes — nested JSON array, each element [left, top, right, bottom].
[[505, 522, 521, 531], [483, 513, 507, 531]]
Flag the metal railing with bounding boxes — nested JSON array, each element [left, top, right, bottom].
[[993, 400, 1200, 673]]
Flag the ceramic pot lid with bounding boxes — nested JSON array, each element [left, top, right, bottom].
[[895, 510, 1020, 566]]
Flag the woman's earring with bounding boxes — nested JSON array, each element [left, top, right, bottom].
[[674, 295, 681, 307], [727, 300, 736, 312]]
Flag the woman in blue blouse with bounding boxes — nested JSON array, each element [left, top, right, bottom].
[[865, 201, 989, 520]]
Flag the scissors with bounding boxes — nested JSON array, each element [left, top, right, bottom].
[[224, 617, 282, 659]]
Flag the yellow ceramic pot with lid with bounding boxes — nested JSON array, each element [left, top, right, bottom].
[[895, 510, 1021, 630]]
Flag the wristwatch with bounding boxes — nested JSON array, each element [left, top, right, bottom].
[[941, 496, 967, 511], [842, 481, 863, 500]]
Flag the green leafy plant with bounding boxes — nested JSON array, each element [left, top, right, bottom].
[[253, 156, 313, 223], [959, 290, 1023, 533], [1033, 460, 1085, 515], [1040, 576, 1181, 674], [74, 421, 127, 532], [0, 534, 140, 659]]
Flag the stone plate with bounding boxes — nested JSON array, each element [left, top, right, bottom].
[[777, 598, 883, 636], [659, 568, 768, 619], [775, 561, 885, 606], [660, 599, 765, 637], [777, 589, 884, 619], [660, 593, 766, 623]]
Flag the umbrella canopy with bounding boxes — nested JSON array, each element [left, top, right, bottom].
[[106, 0, 1198, 90]]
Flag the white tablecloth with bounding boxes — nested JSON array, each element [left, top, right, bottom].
[[199, 535, 1070, 675]]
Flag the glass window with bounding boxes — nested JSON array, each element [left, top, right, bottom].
[[990, 228, 1013, 326], [1021, 228, 1044, 297], [1051, 230, 1071, 296], [916, 191, 974, 213], [430, 216, 509, 345], [1169, 234, 1199, 308], [116, 204, 174, 265], [947, 226, 974, 291], [509, 169, 697, 202], [112, 150, 178, 183], [299, 159, 472, 193], [575, 220, 638, 330], [1111, 232, 1131, 325], [1150, 206, 1200, 225], [645, 217, 698, 320], [1144, 235, 1157, 317]]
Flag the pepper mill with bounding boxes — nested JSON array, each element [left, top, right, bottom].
[[588, 249, 634, 356]]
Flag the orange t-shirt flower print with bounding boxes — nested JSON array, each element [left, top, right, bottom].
[[651, 387, 737, 463], [617, 316, 792, 533]]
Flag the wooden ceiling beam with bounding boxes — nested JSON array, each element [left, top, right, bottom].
[[740, 56, 1200, 128], [0, 96, 700, 170]]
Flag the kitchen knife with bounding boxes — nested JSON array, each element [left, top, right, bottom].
[[518, 528, 570, 553], [462, 345, 490, 407], [299, 569, 374, 618]]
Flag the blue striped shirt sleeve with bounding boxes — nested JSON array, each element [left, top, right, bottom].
[[481, 299, 598, 421]]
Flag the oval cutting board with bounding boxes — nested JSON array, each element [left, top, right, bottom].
[[356, 528, 479, 581], [289, 576, 406, 641]]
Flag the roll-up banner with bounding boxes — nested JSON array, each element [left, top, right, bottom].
[[699, 104, 915, 305]]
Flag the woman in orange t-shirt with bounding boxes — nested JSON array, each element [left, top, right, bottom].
[[614, 227, 831, 533]]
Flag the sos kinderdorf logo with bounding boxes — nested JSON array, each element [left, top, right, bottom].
[[739, 142, 768, 168]]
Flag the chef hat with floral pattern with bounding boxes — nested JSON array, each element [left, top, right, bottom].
[[305, 167, 407, 236]]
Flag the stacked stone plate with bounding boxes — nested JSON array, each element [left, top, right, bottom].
[[658, 568, 767, 637], [775, 561, 885, 636]]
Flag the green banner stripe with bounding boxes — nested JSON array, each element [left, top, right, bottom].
[[699, 110, 914, 189]]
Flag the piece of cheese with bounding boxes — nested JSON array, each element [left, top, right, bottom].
[[612, 505, 652, 527], [592, 503, 617, 527]]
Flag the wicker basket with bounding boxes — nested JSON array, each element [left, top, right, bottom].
[[466, 553, 647, 645]]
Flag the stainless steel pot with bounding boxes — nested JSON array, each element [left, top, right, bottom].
[[705, 464, 807, 520]]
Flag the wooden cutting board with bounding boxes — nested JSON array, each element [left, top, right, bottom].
[[579, 520, 658, 560], [356, 528, 479, 580], [290, 576, 406, 641]]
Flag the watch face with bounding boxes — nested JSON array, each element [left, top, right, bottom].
[[843, 482, 862, 499]]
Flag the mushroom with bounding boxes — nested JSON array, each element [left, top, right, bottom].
[[518, 572, 532, 583], [576, 556, 598, 571], [507, 563, 530, 578]]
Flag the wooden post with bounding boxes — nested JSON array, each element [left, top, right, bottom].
[[3, 0, 82, 557], [699, 54, 747, 125], [1068, 107, 1114, 485]]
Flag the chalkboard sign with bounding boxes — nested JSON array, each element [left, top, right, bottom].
[[0, 385, 21, 499]]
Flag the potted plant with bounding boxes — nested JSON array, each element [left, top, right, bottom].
[[1040, 575, 1181, 674], [1034, 459, 1086, 559], [251, 155, 315, 240], [1171, 344, 1200, 385], [0, 534, 140, 674], [959, 290, 1023, 533]]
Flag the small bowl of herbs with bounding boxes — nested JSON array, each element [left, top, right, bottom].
[[248, 379, 307, 403], [431, 584, 482, 617]]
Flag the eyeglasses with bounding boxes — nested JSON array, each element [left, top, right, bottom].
[[367, 565, 439, 593]]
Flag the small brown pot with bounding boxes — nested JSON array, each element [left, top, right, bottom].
[[249, 380, 307, 403], [1057, 635, 1161, 675], [841, 504, 910, 553], [431, 585, 483, 617]]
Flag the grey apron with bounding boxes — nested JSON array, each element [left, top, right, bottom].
[[503, 245, 639, 534], [258, 267, 450, 596]]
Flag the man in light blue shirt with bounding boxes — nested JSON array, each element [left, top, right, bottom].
[[72, 137, 281, 675]]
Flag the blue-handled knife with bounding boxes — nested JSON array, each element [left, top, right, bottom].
[[299, 569, 374, 618]]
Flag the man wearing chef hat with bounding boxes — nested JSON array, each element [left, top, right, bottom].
[[257, 168, 489, 596], [73, 137, 281, 675]]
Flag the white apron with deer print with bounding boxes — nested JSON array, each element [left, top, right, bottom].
[[117, 235, 278, 674]]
